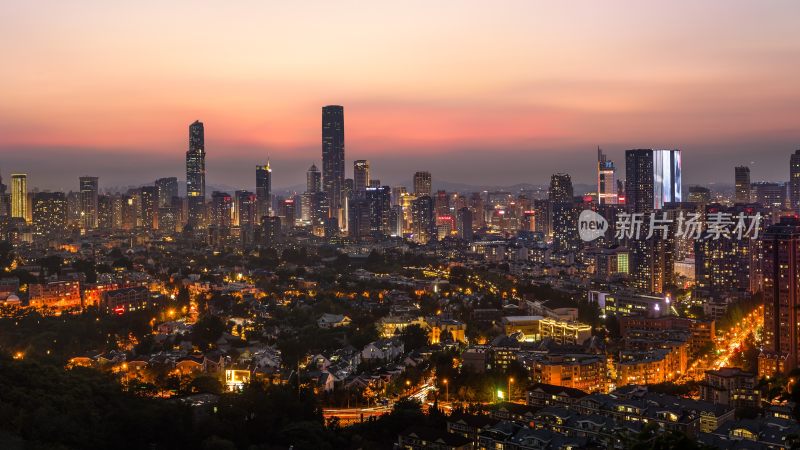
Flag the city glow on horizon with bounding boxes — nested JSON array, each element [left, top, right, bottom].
[[1, 1, 799, 188]]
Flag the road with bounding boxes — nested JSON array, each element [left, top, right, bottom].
[[682, 305, 763, 382], [323, 379, 436, 424]]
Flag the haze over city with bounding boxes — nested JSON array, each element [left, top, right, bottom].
[[2, 1, 799, 190]]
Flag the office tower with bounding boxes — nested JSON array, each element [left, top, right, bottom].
[[752, 182, 787, 215], [186, 120, 206, 227], [735, 166, 751, 204], [256, 160, 272, 219], [235, 191, 257, 246], [97, 195, 113, 230], [140, 186, 157, 230], [413, 171, 432, 197], [155, 177, 178, 208], [411, 195, 435, 244], [210, 191, 232, 229], [282, 199, 296, 230], [687, 186, 711, 204], [348, 198, 371, 240], [457, 207, 473, 241], [322, 105, 345, 223], [353, 160, 370, 197], [532, 199, 551, 237], [759, 217, 800, 377], [79, 176, 99, 230], [10, 174, 27, 220], [259, 216, 282, 247], [32, 192, 67, 239], [551, 201, 579, 253], [434, 190, 449, 219], [597, 148, 618, 204], [791, 150, 800, 213], [307, 164, 321, 193], [625, 149, 682, 212], [625, 149, 681, 294], [307, 191, 329, 228], [469, 192, 485, 229], [695, 203, 763, 297], [366, 186, 391, 236], [548, 173, 573, 202]]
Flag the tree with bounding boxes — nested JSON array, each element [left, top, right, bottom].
[[192, 315, 225, 349], [400, 324, 429, 352]]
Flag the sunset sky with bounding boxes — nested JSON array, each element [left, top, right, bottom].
[[1, 1, 799, 191]]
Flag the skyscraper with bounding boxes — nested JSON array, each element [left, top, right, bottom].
[[353, 160, 370, 197], [759, 216, 800, 377], [186, 120, 206, 227], [32, 192, 67, 239], [597, 148, 617, 205], [790, 150, 800, 213], [256, 160, 272, 219], [625, 149, 682, 212], [155, 177, 178, 208], [79, 176, 99, 230], [735, 166, 751, 204], [10, 174, 27, 221], [140, 186, 157, 230], [413, 171, 432, 197], [322, 105, 345, 224], [411, 195, 435, 244], [548, 173, 574, 202], [306, 164, 321, 193]]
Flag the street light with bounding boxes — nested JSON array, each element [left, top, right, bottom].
[[442, 378, 449, 403]]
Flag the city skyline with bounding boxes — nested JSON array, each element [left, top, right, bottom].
[[2, 2, 799, 189]]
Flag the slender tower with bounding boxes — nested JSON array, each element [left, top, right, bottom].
[[322, 105, 345, 225], [256, 159, 272, 218], [186, 120, 206, 227]]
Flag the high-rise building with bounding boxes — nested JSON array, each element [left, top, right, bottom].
[[140, 186, 157, 230], [413, 171, 432, 197], [411, 195, 435, 244], [353, 160, 370, 197], [10, 174, 27, 221], [210, 191, 233, 230], [235, 190, 257, 246], [282, 199, 296, 230], [79, 176, 99, 230], [625, 149, 682, 212], [32, 192, 67, 239], [548, 173, 573, 202], [456, 207, 473, 241], [366, 186, 391, 236], [759, 217, 800, 377], [322, 105, 345, 224], [597, 148, 618, 205], [735, 166, 751, 204], [155, 177, 178, 208], [306, 164, 321, 193], [790, 150, 800, 213], [256, 160, 272, 219], [186, 120, 206, 227]]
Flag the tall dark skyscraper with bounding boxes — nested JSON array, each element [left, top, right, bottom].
[[624, 149, 681, 295], [353, 160, 369, 197], [548, 173, 573, 202], [624, 149, 682, 213], [155, 177, 178, 208], [186, 120, 206, 227], [790, 150, 800, 213], [759, 216, 800, 377], [79, 176, 99, 230], [256, 160, 272, 219], [735, 166, 751, 204], [413, 171, 432, 197], [322, 105, 345, 224], [306, 164, 321, 193]]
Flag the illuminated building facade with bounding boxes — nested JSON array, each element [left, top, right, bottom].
[[322, 105, 345, 224], [256, 161, 271, 219], [11, 174, 27, 221], [186, 120, 206, 227]]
